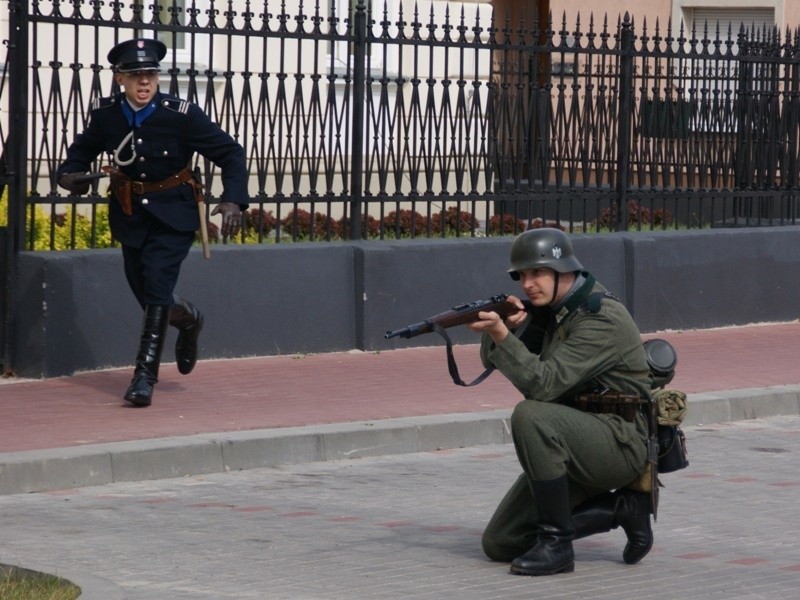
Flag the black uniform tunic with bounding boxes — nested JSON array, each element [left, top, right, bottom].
[[57, 91, 248, 306]]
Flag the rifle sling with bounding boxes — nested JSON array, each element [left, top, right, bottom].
[[433, 318, 531, 387], [432, 323, 495, 387]]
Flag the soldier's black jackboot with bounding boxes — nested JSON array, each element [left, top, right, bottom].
[[509, 475, 575, 576], [169, 295, 204, 375], [124, 304, 170, 407], [572, 488, 653, 565]]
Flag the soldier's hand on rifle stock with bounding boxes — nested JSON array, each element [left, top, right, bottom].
[[211, 202, 243, 240], [467, 294, 526, 344]]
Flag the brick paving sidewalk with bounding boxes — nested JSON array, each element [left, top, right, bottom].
[[2, 321, 800, 453]]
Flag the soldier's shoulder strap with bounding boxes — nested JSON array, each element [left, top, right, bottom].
[[90, 96, 117, 111], [160, 96, 192, 114], [581, 290, 621, 314]]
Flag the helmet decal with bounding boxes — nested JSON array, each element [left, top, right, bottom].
[[552, 245, 562, 259]]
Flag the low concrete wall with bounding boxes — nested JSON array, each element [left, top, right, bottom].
[[12, 227, 800, 378], [620, 228, 800, 331]]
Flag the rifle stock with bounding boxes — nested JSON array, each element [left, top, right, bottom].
[[384, 294, 526, 339]]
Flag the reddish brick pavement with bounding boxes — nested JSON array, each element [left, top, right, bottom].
[[1, 321, 799, 453]]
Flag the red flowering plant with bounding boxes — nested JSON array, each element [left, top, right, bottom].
[[384, 209, 429, 237], [488, 213, 527, 235], [246, 208, 277, 238], [594, 200, 673, 230], [527, 219, 565, 230], [280, 208, 342, 240], [431, 206, 480, 235], [338, 214, 381, 239]]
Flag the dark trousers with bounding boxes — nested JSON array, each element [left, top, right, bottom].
[[121, 218, 194, 307]]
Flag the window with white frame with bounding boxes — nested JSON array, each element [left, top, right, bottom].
[[154, 0, 211, 103], [673, 4, 776, 133], [329, 0, 399, 76]]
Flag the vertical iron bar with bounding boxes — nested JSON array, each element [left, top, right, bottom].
[[349, 1, 367, 240], [615, 13, 634, 231], [3, 0, 29, 374], [787, 28, 800, 193]]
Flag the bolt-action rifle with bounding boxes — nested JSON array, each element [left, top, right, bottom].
[[384, 294, 536, 386], [384, 294, 527, 340]]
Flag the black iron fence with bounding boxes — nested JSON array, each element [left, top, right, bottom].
[[2, 1, 800, 252]]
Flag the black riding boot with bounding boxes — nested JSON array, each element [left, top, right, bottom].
[[572, 488, 653, 565], [509, 475, 575, 576], [124, 304, 170, 407], [169, 295, 204, 375]]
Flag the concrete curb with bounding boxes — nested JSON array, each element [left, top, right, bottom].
[[0, 411, 514, 496], [683, 385, 800, 425], [2, 386, 799, 498]]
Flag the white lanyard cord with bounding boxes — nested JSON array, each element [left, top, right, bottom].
[[113, 130, 136, 166]]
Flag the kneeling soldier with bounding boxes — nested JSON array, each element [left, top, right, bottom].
[[469, 228, 653, 575]]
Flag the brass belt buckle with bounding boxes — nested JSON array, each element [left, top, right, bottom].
[[131, 181, 144, 194]]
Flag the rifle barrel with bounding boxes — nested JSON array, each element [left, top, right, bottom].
[[384, 320, 431, 339]]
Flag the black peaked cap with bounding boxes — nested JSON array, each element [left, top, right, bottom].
[[107, 38, 167, 72]]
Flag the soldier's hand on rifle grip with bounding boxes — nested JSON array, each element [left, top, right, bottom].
[[467, 295, 526, 344], [211, 202, 243, 241]]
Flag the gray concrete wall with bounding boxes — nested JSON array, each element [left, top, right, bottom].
[[12, 227, 800, 378]]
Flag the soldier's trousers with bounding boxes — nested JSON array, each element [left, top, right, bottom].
[[482, 399, 648, 562], [121, 219, 195, 308]]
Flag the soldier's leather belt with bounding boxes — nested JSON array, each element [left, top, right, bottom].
[[568, 392, 642, 422], [130, 167, 193, 195]]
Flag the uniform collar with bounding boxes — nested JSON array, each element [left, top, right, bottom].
[[120, 93, 159, 128], [552, 271, 595, 325]]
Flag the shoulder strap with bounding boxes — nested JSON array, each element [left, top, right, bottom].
[[582, 290, 621, 313], [161, 97, 191, 114], [90, 96, 116, 111]]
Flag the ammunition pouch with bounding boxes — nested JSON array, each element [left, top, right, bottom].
[[568, 391, 643, 422]]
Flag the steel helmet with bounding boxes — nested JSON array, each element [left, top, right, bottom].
[[508, 228, 583, 280]]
